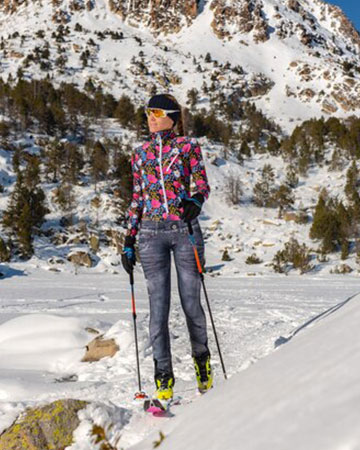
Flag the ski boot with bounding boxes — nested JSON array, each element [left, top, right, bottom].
[[154, 371, 174, 401], [194, 352, 213, 394]]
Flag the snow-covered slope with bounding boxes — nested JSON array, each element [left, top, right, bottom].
[[1, 269, 360, 448], [0, 0, 360, 132], [132, 291, 360, 450]]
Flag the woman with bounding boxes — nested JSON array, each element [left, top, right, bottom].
[[121, 93, 212, 401]]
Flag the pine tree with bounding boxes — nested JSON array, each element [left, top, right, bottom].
[[285, 164, 299, 188], [115, 95, 136, 129], [273, 184, 294, 218], [0, 236, 11, 262], [135, 106, 148, 138], [2, 158, 48, 259], [17, 202, 33, 258], [187, 88, 199, 108], [253, 164, 275, 207], [345, 161, 359, 200], [44, 140, 64, 182], [55, 181, 76, 225], [310, 190, 341, 253], [267, 135, 280, 155], [90, 141, 109, 191], [63, 142, 84, 184], [239, 140, 251, 159]]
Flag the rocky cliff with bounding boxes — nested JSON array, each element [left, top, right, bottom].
[[108, 0, 199, 34]]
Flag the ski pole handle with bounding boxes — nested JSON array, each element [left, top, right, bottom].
[[187, 222, 203, 275], [187, 221, 193, 235]]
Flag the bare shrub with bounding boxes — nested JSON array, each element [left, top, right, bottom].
[[224, 173, 242, 205]]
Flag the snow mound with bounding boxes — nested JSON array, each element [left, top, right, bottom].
[[0, 314, 90, 371], [134, 293, 360, 450]]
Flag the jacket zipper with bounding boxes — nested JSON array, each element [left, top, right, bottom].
[[157, 133, 169, 214]]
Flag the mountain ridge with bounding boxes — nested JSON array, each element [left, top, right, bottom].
[[0, 0, 360, 132]]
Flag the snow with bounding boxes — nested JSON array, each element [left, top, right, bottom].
[[133, 291, 360, 450], [0, 314, 89, 372], [0, 268, 360, 449], [1, 116, 360, 448]]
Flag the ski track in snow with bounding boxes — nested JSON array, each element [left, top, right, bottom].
[[1, 268, 359, 447]]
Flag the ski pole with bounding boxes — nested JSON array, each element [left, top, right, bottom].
[[187, 222, 227, 380], [129, 270, 147, 399]]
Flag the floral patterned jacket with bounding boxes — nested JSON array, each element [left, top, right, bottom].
[[125, 129, 210, 237]]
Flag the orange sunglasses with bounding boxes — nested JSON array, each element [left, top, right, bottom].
[[144, 107, 180, 118]]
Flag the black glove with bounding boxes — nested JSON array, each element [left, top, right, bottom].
[[121, 235, 136, 274], [180, 193, 204, 223]]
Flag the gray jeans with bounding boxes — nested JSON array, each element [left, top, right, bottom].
[[138, 218, 209, 376]]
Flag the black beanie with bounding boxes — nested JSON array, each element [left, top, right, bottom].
[[147, 94, 181, 126]]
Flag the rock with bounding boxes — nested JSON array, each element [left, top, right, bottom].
[[208, 219, 222, 231], [287, 0, 300, 13], [327, 4, 360, 50], [67, 251, 93, 267], [262, 242, 275, 247], [89, 235, 100, 252], [82, 335, 119, 362], [0, 399, 88, 450], [108, 0, 199, 35], [72, 43, 82, 53], [47, 257, 65, 265], [323, 70, 332, 80], [322, 99, 338, 114], [85, 327, 100, 335], [298, 64, 313, 82], [331, 264, 353, 274], [299, 88, 315, 102], [210, 0, 269, 42], [8, 50, 23, 58], [283, 212, 298, 221], [105, 229, 125, 254], [221, 249, 233, 261], [210, 156, 224, 167], [286, 85, 296, 97], [262, 219, 280, 226], [91, 196, 101, 208]]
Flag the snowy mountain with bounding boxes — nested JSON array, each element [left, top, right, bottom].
[[0, 0, 360, 132], [1, 0, 360, 275]]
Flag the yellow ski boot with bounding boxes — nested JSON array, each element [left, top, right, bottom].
[[194, 353, 213, 394], [154, 372, 174, 401]]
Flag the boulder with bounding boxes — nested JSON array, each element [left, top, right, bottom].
[[0, 399, 88, 450], [82, 335, 119, 362], [67, 251, 93, 267]]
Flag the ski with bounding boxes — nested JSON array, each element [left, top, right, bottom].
[[144, 398, 170, 414], [143, 396, 182, 415]]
